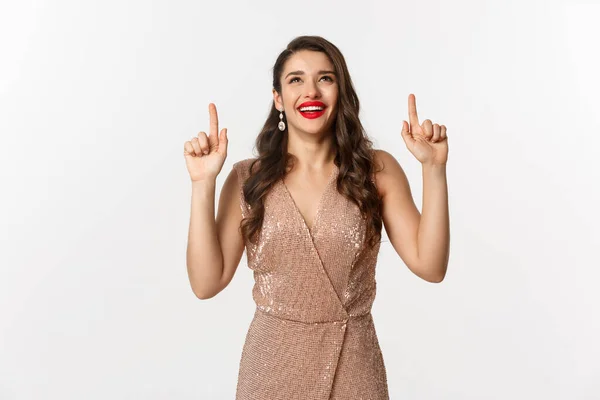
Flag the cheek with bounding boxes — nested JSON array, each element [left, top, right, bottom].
[[326, 86, 339, 103], [283, 92, 298, 109]]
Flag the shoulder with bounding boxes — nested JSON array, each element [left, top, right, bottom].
[[371, 148, 408, 199], [226, 158, 259, 213], [232, 157, 258, 180], [232, 157, 256, 170]]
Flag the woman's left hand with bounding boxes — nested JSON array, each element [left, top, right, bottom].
[[400, 94, 448, 166]]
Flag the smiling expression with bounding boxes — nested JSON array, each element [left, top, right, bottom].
[[273, 50, 339, 137]]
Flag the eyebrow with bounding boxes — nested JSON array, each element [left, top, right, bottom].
[[284, 70, 337, 79]]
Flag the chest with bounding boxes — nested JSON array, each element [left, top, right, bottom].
[[245, 173, 369, 274], [281, 170, 335, 233]]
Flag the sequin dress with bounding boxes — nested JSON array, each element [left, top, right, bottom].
[[232, 158, 389, 400]]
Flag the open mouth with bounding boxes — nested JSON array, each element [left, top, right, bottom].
[[297, 102, 327, 119]]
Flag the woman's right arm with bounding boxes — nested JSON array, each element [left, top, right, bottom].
[[186, 168, 244, 299], [183, 103, 244, 299]]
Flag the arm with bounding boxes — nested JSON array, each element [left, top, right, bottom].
[[378, 93, 451, 282], [417, 163, 450, 282], [375, 149, 449, 283], [186, 166, 245, 299]]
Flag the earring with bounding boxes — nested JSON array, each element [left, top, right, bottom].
[[278, 108, 286, 131]]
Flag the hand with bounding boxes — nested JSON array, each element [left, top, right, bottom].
[[184, 103, 229, 182], [400, 94, 448, 166]]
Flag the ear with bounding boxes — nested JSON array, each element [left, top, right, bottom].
[[272, 88, 283, 111]]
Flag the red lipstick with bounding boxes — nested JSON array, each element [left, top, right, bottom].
[[297, 101, 327, 119]]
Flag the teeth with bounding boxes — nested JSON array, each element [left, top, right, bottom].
[[299, 106, 324, 112]]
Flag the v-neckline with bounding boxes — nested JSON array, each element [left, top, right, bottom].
[[280, 163, 338, 236]]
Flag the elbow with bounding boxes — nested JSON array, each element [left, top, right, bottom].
[[416, 263, 447, 283], [191, 282, 222, 300], [431, 265, 448, 283], [187, 267, 224, 300], [427, 273, 446, 283], [194, 290, 213, 300]]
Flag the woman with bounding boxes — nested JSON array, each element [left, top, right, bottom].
[[184, 35, 450, 399]]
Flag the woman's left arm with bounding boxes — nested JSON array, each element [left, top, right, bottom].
[[403, 93, 450, 282], [417, 163, 450, 282], [376, 94, 450, 283]]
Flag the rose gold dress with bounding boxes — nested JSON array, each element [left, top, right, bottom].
[[233, 158, 389, 400]]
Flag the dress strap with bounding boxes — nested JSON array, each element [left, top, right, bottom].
[[232, 158, 256, 219]]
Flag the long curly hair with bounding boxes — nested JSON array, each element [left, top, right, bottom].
[[240, 35, 383, 249]]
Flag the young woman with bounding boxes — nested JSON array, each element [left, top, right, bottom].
[[184, 35, 450, 400]]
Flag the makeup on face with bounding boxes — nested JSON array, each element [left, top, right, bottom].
[[277, 51, 338, 127], [297, 101, 327, 119]]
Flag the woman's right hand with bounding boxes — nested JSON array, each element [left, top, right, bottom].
[[184, 103, 229, 182]]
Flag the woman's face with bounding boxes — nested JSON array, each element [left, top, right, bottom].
[[273, 50, 339, 137]]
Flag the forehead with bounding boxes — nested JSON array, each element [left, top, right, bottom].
[[283, 50, 334, 73]]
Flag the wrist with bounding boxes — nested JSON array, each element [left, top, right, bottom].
[[191, 178, 217, 189], [422, 162, 446, 171]]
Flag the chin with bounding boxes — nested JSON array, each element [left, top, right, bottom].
[[300, 117, 334, 132], [302, 126, 332, 136]]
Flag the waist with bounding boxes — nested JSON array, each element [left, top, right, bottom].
[[255, 306, 371, 325]]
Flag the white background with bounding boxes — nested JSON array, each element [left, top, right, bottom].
[[1, 0, 598, 398]]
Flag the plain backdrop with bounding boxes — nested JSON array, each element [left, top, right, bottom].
[[1, 0, 598, 398]]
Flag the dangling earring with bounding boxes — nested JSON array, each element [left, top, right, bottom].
[[278, 108, 286, 131]]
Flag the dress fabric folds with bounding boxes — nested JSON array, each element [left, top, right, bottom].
[[232, 158, 389, 400]]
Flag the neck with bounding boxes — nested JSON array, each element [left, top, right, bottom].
[[285, 129, 336, 170]]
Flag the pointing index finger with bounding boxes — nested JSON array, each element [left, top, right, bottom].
[[408, 94, 419, 129], [209, 103, 219, 137]]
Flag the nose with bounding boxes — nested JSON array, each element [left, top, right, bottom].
[[304, 79, 321, 98]]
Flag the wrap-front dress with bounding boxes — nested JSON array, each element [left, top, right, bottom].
[[233, 158, 389, 399]]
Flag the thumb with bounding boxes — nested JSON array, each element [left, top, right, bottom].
[[218, 128, 228, 155], [400, 120, 413, 144]]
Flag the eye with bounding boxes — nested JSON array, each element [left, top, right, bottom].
[[289, 76, 334, 84]]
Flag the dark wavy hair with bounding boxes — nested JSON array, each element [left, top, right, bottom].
[[240, 35, 383, 249]]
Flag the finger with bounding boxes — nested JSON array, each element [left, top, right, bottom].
[[184, 141, 196, 157], [421, 119, 433, 140], [408, 94, 420, 131], [208, 123, 220, 149], [209, 103, 219, 138], [196, 132, 210, 155], [440, 125, 447, 139], [217, 128, 228, 155], [190, 137, 201, 155], [208, 105, 221, 149], [191, 133, 208, 155], [400, 120, 414, 144], [432, 123, 441, 142]]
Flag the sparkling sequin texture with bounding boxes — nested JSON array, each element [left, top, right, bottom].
[[233, 158, 389, 400]]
